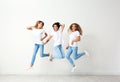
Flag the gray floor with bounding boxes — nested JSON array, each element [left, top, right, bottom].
[[0, 75, 120, 82]]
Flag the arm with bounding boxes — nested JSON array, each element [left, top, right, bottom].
[[60, 24, 65, 31], [41, 33, 48, 41], [27, 26, 34, 30], [44, 36, 52, 44], [71, 36, 81, 45]]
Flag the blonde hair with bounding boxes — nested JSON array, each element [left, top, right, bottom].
[[69, 23, 83, 35], [34, 20, 44, 28]]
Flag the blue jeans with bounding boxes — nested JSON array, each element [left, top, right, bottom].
[[31, 44, 49, 65], [52, 45, 65, 59], [66, 47, 85, 67]]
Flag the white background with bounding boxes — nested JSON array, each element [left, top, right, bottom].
[[0, 0, 120, 75]]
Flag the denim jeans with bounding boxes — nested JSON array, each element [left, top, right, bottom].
[[66, 46, 85, 67], [31, 44, 49, 65], [52, 45, 65, 59]]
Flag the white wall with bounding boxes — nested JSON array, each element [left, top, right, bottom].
[[0, 0, 120, 75]]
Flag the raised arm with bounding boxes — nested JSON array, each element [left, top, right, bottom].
[[27, 26, 34, 30], [60, 24, 65, 31]]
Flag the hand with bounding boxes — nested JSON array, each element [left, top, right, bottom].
[[61, 24, 65, 27], [40, 38, 44, 41], [66, 46, 69, 49], [71, 40, 75, 45], [42, 41, 46, 45], [27, 26, 33, 30]]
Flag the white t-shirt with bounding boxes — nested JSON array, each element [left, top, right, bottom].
[[32, 27, 45, 44], [69, 31, 80, 47], [50, 27, 63, 46]]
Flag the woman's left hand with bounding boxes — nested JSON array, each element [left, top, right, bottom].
[[42, 41, 46, 45], [71, 40, 74, 45], [40, 38, 43, 41]]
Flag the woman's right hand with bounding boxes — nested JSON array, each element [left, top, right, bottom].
[[66, 45, 69, 50], [43, 41, 47, 45], [27, 26, 34, 30]]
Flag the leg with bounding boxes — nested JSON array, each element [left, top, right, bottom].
[[60, 45, 65, 58], [30, 44, 39, 66], [39, 44, 49, 57], [66, 47, 75, 67], [52, 45, 64, 59], [72, 47, 85, 60]]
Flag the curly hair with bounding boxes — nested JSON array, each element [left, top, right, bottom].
[[52, 22, 61, 29], [69, 23, 83, 35]]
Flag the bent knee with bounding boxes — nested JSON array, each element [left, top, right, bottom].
[[66, 55, 70, 59], [73, 57, 77, 60], [40, 54, 44, 57]]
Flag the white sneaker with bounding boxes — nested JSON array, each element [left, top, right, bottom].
[[71, 66, 77, 72], [27, 66, 33, 70], [49, 57, 53, 61], [84, 50, 89, 56], [49, 54, 53, 61]]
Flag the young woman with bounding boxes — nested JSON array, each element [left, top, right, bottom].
[[66, 23, 89, 72], [44, 22, 65, 61], [27, 20, 49, 68]]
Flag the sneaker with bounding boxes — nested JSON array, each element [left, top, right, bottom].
[[49, 54, 53, 61], [27, 67, 32, 70], [71, 66, 77, 72], [49, 57, 53, 61], [84, 50, 89, 56]]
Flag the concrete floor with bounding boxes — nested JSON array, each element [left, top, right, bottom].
[[0, 75, 120, 82]]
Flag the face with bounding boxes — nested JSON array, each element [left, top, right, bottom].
[[37, 23, 43, 29], [71, 24, 77, 31], [53, 25, 59, 31]]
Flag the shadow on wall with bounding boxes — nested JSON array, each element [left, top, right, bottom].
[[80, 34, 100, 56], [77, 33, 120, 74], [78, 34, 103, 72]]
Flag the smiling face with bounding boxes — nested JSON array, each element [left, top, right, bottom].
[[71, 24, 77, 32], [35, 20, 44, 29], [53, 25, 59, 31], [69, 23, 83, 35], [52, 22, 61, 32], [37, 22, 43, 29]]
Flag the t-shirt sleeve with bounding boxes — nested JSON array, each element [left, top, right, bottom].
[[50, 30, 54, 36], [76, 31, 80, 36], [42, 30, 46, 34]]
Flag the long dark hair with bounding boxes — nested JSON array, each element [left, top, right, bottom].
[[69, 23, 83, 35]]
